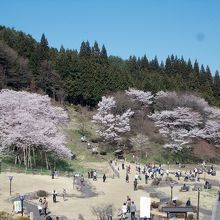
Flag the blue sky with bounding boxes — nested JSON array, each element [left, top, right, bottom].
[[1, 0, 220, 73]]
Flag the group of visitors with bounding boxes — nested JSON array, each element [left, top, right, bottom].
[[38, 197, 48, 216], [38, 189, 67, 216], [87, 169, 97, 180], [118, 196, 136, 220]]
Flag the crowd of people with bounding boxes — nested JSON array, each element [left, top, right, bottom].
[[37, 158, 218, 219]]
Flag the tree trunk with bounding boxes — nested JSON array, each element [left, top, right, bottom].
[[45, 152, 49, 170], [32, 148, 36, 168]]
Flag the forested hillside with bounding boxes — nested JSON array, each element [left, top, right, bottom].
[[0, 25, 220, 107]]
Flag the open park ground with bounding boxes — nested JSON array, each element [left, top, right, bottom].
[[0, 161, 219, 220]]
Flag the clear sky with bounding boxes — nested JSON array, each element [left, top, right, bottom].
[[1, 0, 220, 73]]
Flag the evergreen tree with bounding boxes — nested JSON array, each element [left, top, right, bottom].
[[79, 41, 91, 57], [92, 41, 100, 57], [213, 70, 220, 98], [100, 45, 108, 60], [39, 33, 49, 61]]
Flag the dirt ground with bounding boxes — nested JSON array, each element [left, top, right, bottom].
[[0, 162, 219, 219]]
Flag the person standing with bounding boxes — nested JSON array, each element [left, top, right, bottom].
[[43, 197, 48, 217], [186, 198, 191, 206], [62, 189, 66, 201], [130, 201, 136, 220], [122, 203, 127, 220], [38, 198, 43, 215], [51, 171, 55, 179], [80, 175, 85, 186], [103, 174, 106, 182], [126, 196, 131, 213], [134, 179, 138, 191], [126, 173, 129, 183], [93, 170, 97, 181], [145, 173, 149, 184], [122, 161, 125, 170], [218, 186, 220, 201], [52, 190, 57, 203]]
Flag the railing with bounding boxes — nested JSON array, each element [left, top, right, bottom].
[[108, 161, 120, 178]]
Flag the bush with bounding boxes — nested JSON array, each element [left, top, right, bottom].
[[91, 204, 115, 220], [137, 185, 146, 190], [36, 190, 48, 197], [187, 214, 195, 220], [165, 176, 174, 182], [151, 177, 162, 186], [167, 200, 183, 206], [99, 151, 107, 155], [151, 201, 160, 209], [0, 211, 12, 220], [15, 217, 30, 220]]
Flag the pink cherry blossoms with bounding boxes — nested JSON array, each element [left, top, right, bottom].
[[92, 96, 134, 143], [0, 89, 72, 167]]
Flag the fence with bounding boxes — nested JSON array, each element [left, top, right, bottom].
[[0, 162, 76, 177]]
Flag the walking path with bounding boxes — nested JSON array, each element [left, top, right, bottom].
[[211, 195, 220, 220], [13, 197, 45, 220]]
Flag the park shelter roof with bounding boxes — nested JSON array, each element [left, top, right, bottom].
[[162, 206, 194, 213]]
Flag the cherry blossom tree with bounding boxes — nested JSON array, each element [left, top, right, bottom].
[[126, 88, 153, 106], [130, 134, 150, 157], [149, 107, 203, 151], [92, 96, 134, 143], [0, 89, 72, 168]]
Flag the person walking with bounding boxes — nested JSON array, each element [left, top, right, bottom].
[[103, 174, 106, 182], [130, 201, 136, 220], [43, 197, 48, 217]]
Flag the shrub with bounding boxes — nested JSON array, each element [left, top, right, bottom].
[[0, 211, 12, 220], [36, 190, 48, 197], [187, 213, 195, 220], [165, 176, 173, 182], [100, 151, 107, 155], [151, 177, 162, 186], [167, 200, 183, 206], [15, 217, 30, 220], [91, 204, 115, 220], [151, 201, 160, 209]]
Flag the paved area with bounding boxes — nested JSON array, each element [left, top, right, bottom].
[[211, 196, 220, 220], [13, 197, 46, 220]]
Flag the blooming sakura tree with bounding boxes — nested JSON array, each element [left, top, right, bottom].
[[92, 96, 134, 143], [126, 88, 153, 106], [130, 134, 150, 157], [149, 107, 203, 151], [154, 91, 209, 112], [0, 89, 72, 168]]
